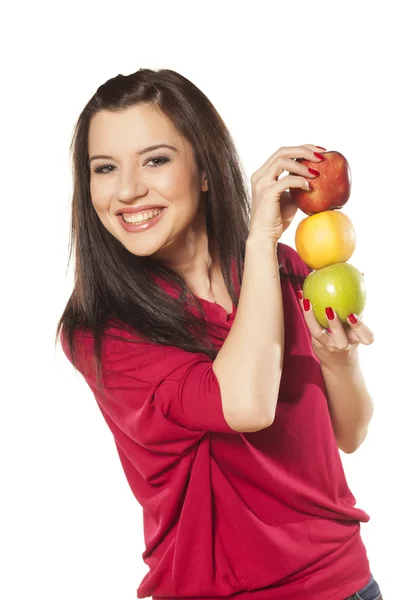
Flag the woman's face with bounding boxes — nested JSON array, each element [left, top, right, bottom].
[[88, 104, 208, 260]]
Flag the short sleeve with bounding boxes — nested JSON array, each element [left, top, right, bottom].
[[60, 327, 238, 446], [278, 242, 313, 278]]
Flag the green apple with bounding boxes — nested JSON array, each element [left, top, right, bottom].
[[302, 263, 366, 329]]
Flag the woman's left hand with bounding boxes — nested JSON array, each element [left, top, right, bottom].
[[298, 293, 375, 368]]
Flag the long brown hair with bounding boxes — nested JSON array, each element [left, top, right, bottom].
[[55, 68, 256, 393]]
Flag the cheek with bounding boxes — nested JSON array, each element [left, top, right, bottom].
[[171, 194, 200, 229], [90, 180, 109, 213], [170, 172, 201, 211], [89, 184, 114, 234]]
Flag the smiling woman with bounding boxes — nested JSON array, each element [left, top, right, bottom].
[[56, 69, 382, 600]]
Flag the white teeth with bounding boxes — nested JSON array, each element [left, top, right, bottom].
[[122, 208, 163, 224]]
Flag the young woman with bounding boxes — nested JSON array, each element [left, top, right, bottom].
[[57, 69, 383, 599]]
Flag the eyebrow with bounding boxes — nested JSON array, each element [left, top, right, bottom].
[[89, 144, 179, 164]]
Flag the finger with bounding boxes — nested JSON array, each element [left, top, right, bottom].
[[252, 145, 326, 185], [324, 307, 349, 350], [346, 314, 375, 345], [265, 174, 311, 197], [303, 144, 328, 153], [300, 297, 335, 346], [266, 156, 321, 183]]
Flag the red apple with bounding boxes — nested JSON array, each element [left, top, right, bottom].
[[289, 151, 351, 215]]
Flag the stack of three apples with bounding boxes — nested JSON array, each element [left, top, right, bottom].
[[289, 151, 366, 330]]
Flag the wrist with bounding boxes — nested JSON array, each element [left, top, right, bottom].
[[319, 347, 360, 373], [246, 232, 279, 251]]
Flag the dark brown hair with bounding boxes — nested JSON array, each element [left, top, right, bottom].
[[55, 68, 256, 394]]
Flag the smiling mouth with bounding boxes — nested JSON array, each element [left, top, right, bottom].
[[120, 208, 165, 224]]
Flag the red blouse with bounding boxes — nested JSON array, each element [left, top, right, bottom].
[[61, 242, 371, 599]]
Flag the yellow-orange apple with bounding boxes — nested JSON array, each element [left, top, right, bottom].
[[290, 151, 351, 215], [295, 210, 356, 270]]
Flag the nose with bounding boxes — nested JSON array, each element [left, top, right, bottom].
[[116, 168, 149, 202]]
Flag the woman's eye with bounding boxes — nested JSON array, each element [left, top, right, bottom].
[[146, 157, 170, 167], [94, 157, 169, 174], [94, 165, 115, 174]]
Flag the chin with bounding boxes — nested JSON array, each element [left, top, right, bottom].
[[123, 237, 169, 259]]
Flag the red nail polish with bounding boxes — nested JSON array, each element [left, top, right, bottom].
[[348, 313, 358, 324], [327, 327, 332, 333], [303, 298, 310, 311], [316, 146, 327, 150], [297, 291, 303, 300], [314, 152, 325, 160], [325, 307, 334, 320], [308, 168, 320, 176]]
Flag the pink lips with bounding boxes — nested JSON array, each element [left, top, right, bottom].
[[118, 208, 167, 233]]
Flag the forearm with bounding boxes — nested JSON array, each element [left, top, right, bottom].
[[213, 235, 284, 430], [321, 354, 374, 453]]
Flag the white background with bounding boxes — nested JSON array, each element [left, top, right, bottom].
[[2, 1, 398, 598]]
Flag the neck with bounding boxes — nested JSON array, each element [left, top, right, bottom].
[[155, 199, 219, 294]]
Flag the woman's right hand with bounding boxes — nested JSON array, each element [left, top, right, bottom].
[[249, 144, 326, 242]]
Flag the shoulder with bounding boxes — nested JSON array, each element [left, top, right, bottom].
[[68, 322, 210, 388], [277, 242, 312, 279]]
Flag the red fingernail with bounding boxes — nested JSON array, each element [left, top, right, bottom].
[[314, 152, 325, 160], [308, 168, 320, 176], [316, 146, 327, 150], [303, 298, 310, 311], [325, 307, 334, 320], [348, 313, 358, 324], [297, 291, 303, 300], [327, 327, 332, 333]]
